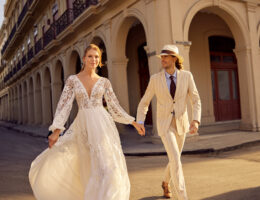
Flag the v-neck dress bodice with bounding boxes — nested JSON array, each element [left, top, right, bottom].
[[29, 75, 135, 200], [48, 75, 134, 132]]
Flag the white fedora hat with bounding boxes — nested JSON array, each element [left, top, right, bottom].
[[157, 44, 180, 57]]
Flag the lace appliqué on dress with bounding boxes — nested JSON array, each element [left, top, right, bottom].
[[49, 76, 75, 132], [104, 79, 135, 124]]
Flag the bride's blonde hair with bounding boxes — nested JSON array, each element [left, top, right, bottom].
[[81, 44, 103, 71]]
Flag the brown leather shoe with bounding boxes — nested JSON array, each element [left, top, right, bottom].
[[162, 181, 172, 198]]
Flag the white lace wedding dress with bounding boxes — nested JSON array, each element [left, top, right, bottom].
[[29, 75, 135, 200]]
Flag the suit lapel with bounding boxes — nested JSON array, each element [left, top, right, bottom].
[[174, 70, 182, 100], [160, 70, 173, 100]]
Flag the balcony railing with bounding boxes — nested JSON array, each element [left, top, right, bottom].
[[1, 0, 99, 86], [1, 0, 98, 56], [13, 66, 17, 75], [22, 55, 27, 66], [1, 42, 8, 55], [17, 61, 22, 71], [1, 0, 36, 55], [35, 38, 43, 55], [73, 0, 86, 19], [56, 9, 74, 36], [18, 0, 36, 27], [43, 24, 56, 47], [1, 24, 17, 55], [17, 3, 28, 27], [27, 47, 34, 62]]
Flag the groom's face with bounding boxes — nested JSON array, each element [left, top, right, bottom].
[[161, 55, 177, 70]]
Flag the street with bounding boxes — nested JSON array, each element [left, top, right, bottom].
[[0, 127, 260, 200]]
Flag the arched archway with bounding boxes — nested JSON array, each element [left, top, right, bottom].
[[67, 50, 81, 126], [22, 81, 28, 124], [68, 50, 82, 76], [187, 5, 253, 129], [42, 67, 53, 125], [125, 20, 152, 125], [35, 73, 43, 124], [111, 15, 153, 126], [184, 4, 249, 48], [52, 60, 65, 114]]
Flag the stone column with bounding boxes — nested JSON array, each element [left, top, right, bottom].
[[42, 84, 53, 125], [34, 78, 43, 125], [8, 91, 12, 122], [234, 47, 257, 131], [108, 58, 130, 113], [3, 96, 6, 120], [17, 86, 23, 124], [22, 83, 28, 124], [14, 89, 18, 123], [245, 2, 260, 131], [28, 81, 35, 124]]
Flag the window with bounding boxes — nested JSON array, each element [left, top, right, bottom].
[[52, 3, 59, 15], [34, 25, 38, 42], [27, 37, 31, 47], [34, 25, 38, 37]]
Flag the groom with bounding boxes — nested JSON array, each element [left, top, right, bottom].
[[137, 44, 201, 200]]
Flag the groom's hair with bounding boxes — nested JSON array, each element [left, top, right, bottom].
[[173, 56, 184, 70]]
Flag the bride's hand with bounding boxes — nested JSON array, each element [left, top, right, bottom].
[[132, 121, 145, 136], [48, 129, 61, 148]]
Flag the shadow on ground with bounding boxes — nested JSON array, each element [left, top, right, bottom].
[[202, 187, 260, 200], [139, 196, 165, 200]]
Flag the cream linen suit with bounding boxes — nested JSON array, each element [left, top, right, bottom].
[[137, 69, 201, 200]]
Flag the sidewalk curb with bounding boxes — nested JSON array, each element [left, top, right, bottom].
[[124, 139, 260, 156], [1, 122, 260, 157], [0, 123, 48, 138]]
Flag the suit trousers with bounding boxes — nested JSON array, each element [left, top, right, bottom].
[[161, 117, 188, 200]]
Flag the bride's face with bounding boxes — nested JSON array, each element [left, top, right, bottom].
[[83, 49, 100, 70]]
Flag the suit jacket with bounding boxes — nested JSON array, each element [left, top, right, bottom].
[[137, 69, 201, 136]]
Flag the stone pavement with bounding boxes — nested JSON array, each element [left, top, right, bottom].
[[1, 120, 260, 156]]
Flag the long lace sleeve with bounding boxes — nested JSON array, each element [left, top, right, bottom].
[[104, 79, 135, 124], [49, 75, 75, 132]]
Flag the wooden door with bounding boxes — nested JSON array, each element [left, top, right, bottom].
[[210, 52, 241, 121]]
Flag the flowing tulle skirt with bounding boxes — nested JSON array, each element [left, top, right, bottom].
[[29, 107, 130, 200]]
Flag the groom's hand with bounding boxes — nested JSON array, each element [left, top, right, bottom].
[[189, 120, 199, 134]]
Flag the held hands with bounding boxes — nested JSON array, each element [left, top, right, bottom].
[[189, 120, 199, 134], [132, 121, 145, 136], [48, 129, 61, 148]]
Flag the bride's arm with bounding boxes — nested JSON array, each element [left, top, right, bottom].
[[104, 79, 135, 124], [49, 75, 75, 133]]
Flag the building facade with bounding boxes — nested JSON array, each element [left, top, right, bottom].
[[0, 0, 260, 136]]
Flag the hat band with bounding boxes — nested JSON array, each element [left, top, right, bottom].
[[161, 50, 177, 55]]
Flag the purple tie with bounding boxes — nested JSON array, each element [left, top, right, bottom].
[[170, 76, 176, 99]]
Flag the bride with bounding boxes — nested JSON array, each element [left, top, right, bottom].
[[29, 44, 145, 200]]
